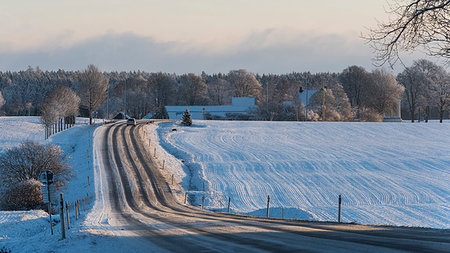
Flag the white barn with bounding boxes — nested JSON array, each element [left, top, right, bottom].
[[166, 97, 257, 120]]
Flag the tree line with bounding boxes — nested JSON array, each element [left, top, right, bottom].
[[0, 59, 448, 123]]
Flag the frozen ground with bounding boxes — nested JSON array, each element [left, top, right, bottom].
[[156, 120, 450, 229]]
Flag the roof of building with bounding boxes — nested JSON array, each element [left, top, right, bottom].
[[112, 112, 131, 120]]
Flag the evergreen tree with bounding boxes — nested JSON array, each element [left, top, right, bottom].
[[181, 109, 192, 126]]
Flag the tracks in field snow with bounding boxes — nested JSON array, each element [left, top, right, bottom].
[[161, 122, 450, 227], [94, 121, 450, 252]]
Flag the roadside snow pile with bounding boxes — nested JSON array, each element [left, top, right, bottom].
[[157, 120, 450, 229]]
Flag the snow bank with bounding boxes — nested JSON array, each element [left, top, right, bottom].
[[157, 120, 450, 229]]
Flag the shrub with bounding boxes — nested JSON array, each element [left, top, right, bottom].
[[0, 179, 43, 210], [0, 141, 72, 189], [360, 107, 383, 122]]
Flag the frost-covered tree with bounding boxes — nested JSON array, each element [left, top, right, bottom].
[[397, 59, 443, 122], [0, 91, 5, 115], [309, 84, 353, 121], [79, 65, 109, 125], [0, 141, 73, 210], [178, 73, 208, 105], [428, 67, 449, 122], [150, 72, 178, 108], [365, 69, 405, 116], [227, 70, 263, 102], [41, 85, 80, 127], [0, 141, 72, 189], [207, 77, 231, 105], [339, 66, 371, 118], [181, 109, 193, 126]]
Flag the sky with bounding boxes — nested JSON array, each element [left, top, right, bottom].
[[0, 0, 433, 74]]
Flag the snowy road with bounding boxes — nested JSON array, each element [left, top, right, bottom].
[[87, 120, 450, 252]]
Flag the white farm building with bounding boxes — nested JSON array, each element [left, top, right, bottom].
[[165, 97, 257, 120]]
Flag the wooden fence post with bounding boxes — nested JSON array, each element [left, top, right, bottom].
[[75, 201, 78, 220], [338, 195, 342, 223], [65, 201, 70, 230], [202, 196, 205, 210], [227, 197, 231, 214], [266, 195, 270, 218], [60, 193, 66, 239], [184, 192, 187, 204], [49, 203, 54, 235]]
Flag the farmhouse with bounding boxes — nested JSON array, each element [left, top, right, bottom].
[[111, 112, 131, 120], [165, 97, 257, 120]]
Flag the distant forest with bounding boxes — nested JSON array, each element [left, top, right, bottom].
[[0, 59, 448, 122]]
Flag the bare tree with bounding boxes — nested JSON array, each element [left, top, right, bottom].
[[397, 59, 441, 121], [0, 91, 5, 115], [0, 141, 72, 189], [207, 78, 231, 105], [364, 69, 405, 116], [365, 0, 450, 66], [227, 70, 263, 101], [428, 67, 450, 122], [339, 66, 371, 118], [178, 73, 208, 105], [79, 65, 109, 124], [41, 85, 80, 128]]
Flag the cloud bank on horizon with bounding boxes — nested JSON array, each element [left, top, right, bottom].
[[0, 1, 431, 73], [0, 31, 379, 74]]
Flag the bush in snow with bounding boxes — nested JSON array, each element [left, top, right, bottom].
[[359, 107, 383, 122], [181, 109, 193, 126], [0, 179, 43, 210], [0, 141, 72, 191]]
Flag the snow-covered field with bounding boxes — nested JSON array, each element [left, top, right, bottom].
[[156, 120, 450, 229], [1, 117, 449, 252]]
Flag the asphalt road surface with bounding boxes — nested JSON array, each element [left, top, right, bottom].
[[93, 120, 450, 252]]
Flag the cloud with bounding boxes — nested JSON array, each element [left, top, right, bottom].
[[0, 30, 422, 74]]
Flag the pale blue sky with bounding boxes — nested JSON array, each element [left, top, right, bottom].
[[0, 1, 427, 73]]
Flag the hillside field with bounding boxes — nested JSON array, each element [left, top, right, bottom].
[[156, 120, 450, 229]]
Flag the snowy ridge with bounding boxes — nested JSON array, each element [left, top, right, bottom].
[[157, 121, 450, 228]]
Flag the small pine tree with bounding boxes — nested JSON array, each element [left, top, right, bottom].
[[181, 109, 192, 126]]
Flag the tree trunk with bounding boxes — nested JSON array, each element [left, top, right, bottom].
[[89, 104, 93, 125]]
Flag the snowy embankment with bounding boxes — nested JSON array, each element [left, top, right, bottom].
[[0, 117, 122, 252], [155, 120, 450, 229]]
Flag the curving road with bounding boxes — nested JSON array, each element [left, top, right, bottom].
[[91, 120, 450, 252]]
